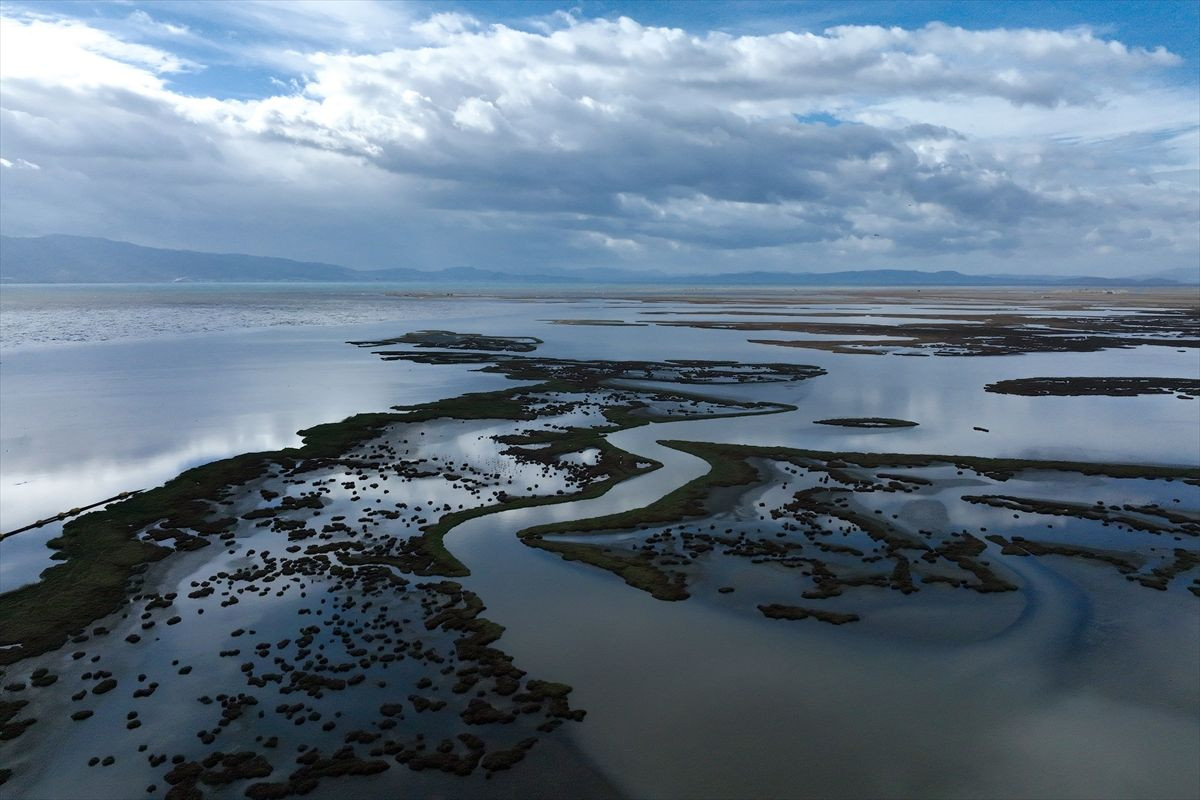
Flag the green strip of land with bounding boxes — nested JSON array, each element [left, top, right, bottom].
[[516, 439, 1200, 600]]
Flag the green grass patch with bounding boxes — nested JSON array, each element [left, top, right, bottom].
[[0, 412, 402, 666], [518, 440, 761, 540], [514, 438, 1199, 601], [0, 355, 808, 666], [658, 440, 1200, 482], [525, 538, 688, 601], [409, 432, 661, 576]]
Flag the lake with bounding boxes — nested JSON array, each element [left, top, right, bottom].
[[0, 284, 1196, 799]]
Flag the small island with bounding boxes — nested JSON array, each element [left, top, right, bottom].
[[813, 417, 919, 428], [984, 376, 1200, 398]]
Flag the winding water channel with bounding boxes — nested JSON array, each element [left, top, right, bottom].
[[3, 290, 1197, 799], [445, 409, 1198, 799]]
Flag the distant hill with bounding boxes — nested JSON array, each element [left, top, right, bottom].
[[1, 234, 368, 283], [1141, 266, 1200, 284], [0, 235, 576, 284], [1, 234, 1194, 287]]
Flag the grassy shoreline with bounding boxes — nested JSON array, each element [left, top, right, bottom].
[[515, 439, 1200, 600], [0, 353, 812, 667]]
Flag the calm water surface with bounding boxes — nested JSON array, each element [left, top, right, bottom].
[[1, 284, 1197, 799]]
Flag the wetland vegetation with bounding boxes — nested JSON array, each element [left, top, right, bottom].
[[549, 289, 1200, 357], [2, 289, 1197, 800], [0, 331, 825, 797], [813, 417, 919, 428], [519, 439, 1199, 616], [984, 376, 1200, 398]]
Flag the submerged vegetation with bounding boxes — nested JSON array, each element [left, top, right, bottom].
[[520, 439, 1200, 616], [0, 413, 402, 667], [0, 332, 826, 797], [2, 308, 1197, 798]]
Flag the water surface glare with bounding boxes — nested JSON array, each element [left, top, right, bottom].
[[0, 286, 1196, 799]]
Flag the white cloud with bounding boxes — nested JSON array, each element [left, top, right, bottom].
[[126, 9, 193, 39], [0, 13, 197, 85], [411, 12, 482, 43], [0, 157, 41, 170], [0, 8, 1195, 275], [167, 0, 418, 51]]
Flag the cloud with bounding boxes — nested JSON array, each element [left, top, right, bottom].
[[0, 7, 1196, 275], [0, 158, 40, 170], [2, 11, 201, 77], [125, 9, 193, 40], [165, 0, 419, 52]]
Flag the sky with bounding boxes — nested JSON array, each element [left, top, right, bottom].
[[0, 1, 1197, 277]]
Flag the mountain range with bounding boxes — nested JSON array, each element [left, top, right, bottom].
[[1, 234, 1196, 286]]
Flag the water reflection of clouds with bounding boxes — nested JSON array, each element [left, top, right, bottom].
[[3, 423, 299, 530], [2, 292, 1196, 798], [0, 327, 515, 528], [452, 469, 1199, 800]]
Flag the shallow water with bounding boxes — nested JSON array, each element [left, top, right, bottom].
[[445, 432, 1198, 800], [0, 283, 461, 348], [1, 286, 1197, 799], [7, 291, 1195, 540]]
